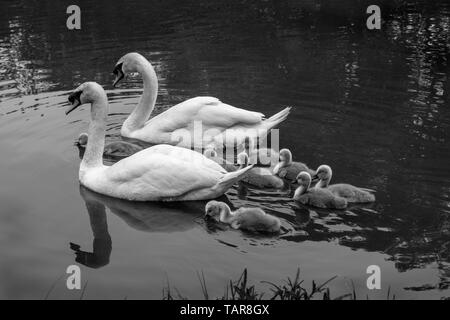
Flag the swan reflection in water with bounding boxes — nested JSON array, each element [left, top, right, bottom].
[[71, 183, 391, 269], [70, 196, 111, 269], [71, 185, 220, 268]]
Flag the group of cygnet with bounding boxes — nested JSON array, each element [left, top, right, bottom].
[[203, 146, 375, 234], [66, 52, 375, 236]]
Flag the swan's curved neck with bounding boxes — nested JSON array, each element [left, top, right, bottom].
[[275, 156, 290, 172], [294, 184, 308, 198], [85, 199, 111, 240], [317, 173, 331, 188], [317, 179, 329, 188], [81, 97, 108, 171], [219, 204, 233, 223], [284, 155, 292, 166], [122, 62, 158, 133]]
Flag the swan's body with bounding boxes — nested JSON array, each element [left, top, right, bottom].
[[113, 53, 291, 150], [203, 149, 237, 172], [238, 152, 284, 189], [205, 201, 280, 233], [294, 172, 347, 209], [77, 133, 143, 158], [314, 165, 375, 203], [273, 149, 315, 182], [66, 82, 253, 202]]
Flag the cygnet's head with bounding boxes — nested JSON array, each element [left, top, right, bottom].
[[296, 171, 312, 190], [112, 52, 151, 86], [314, 164, 332, 182], [204, 200, 222, 221], [77, 133, 88, 146], [66, 82, 107, 115], [279, 148, 292, 164]]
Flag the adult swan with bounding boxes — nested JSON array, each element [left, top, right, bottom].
[[66, 82, 254, 201], [112, 53, 291, 149]]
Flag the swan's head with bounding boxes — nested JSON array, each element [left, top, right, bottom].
[[113, 52, 150, 87], [279, 148, 292, 165], [296, 171, 312, 191], [237, 152, 249, 167], [314, 164, 332, 182], [77, 133, 88, 146], [204, 200, 222, 221], [66, 82, 106, 115], [203, 149, 218, 159]]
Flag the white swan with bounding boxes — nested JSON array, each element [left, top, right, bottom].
[[313, 165, 376, 203], [112, 52, 291, 149], [205, 200, 281, 233], [66, 82, 254, 201]]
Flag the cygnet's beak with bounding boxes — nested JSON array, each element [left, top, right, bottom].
[[204, 210, 216, 220], [66, 91, 82, 115]]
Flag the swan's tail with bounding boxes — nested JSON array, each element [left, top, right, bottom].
[[262, 107, 291, 131], [215, 164, 254, 191]]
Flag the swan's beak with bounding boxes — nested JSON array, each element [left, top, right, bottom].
[[311, 174, 319, 182], [66, 91, 82, 115], [112, 63, 124, 87]]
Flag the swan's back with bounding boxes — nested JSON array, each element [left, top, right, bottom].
[[328, 184, 375, 203], [233, 207, 280, 233], [207, 154, 238, 172], [149, 96, 264, 130]]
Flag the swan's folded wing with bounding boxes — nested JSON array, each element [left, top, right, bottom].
[[167, 97, 264, 128], [197, 101, 264, 128], [105, 148, 223, 199], [144, 144, 226, 173]]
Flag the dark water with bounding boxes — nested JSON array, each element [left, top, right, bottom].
[[1, 0, 449, 299]]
